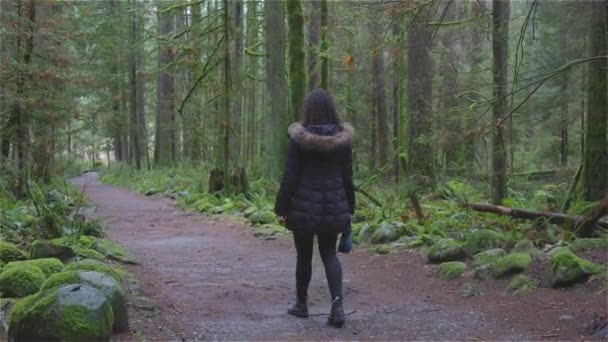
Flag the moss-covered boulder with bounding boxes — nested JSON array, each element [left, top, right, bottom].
[[5, 258, 63, 277], [427, 239, 466, 263], [492, 253, 532, 278], [73, 247, 106, 262], [472, 248, 507, 269], [506, 274, 536, 295], [0, 243, 27, 263], [29, 240, 75, 262], [42, 271, 129, 333], [64, 259, 120, 281], [0, 264, 45, 297], [512, 239, 544, 258], [569, 238, 608, 252], [8, 284, 113, 341], [370, 222, 400, 244], [463, 229, 511, 255], [550, 248, 602, 287], [94, 239, 137, 265], [438, 261, 466, 280], [249, 211, 276, 225], [375, 245, 391, 255]]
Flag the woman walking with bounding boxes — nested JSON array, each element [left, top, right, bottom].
[[275, 89, 355, 328]]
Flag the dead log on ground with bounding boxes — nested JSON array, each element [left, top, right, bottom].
[[464, 202, 608, 231]]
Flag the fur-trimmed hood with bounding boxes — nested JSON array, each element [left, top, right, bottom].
[[288, 122, 354, 152]]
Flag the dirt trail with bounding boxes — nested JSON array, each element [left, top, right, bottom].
[[72, 173, 606, 341]]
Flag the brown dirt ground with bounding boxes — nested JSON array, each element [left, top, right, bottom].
[[72, 173, 608, 341]]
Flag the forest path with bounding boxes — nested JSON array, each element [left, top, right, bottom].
[[72, 173, 604, 341]]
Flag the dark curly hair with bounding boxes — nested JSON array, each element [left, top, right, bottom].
[[302, 88, 341, 125]]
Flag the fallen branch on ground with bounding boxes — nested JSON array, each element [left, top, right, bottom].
[[464, 202, 608, 231]]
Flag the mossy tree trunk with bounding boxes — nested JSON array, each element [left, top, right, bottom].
[[307, 0, 321, 91], [286, 0, 306, 122], [320, 0, 329, 90], [264, 0, 288, 177], [491, 0, 510, 205], [578, 0, 608, 201]]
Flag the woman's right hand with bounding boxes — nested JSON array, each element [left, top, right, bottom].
[[278, 216, 287, 225]]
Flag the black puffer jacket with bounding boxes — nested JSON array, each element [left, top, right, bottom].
[[275, 122, 355, 232]]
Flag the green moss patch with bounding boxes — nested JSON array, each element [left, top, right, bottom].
[[492, 252, 532, 278], [0, 242, 27, 263], [438, 261, 466, 280], [94, 238, 138, 265], [472, 248, 507, 269], [5, 258, 63, 277], [506, 274, 537, 295], [569, 238, 608, 252], [427, 239, 466, 263], [371, 222, 400, 244], [463, 229, 511, 255], [375, 245, 391, 255], [512, 239, 544, 258], [9, 284, 114, 341], [64, 259, 121, 281], [74, 247, 106, 261], [550, 248, 602, 287], [0, 264, 45, 297]]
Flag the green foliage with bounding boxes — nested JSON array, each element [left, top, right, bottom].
[[472, 248, 507, 269]]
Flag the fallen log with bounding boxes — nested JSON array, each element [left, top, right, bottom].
[[575, 197, 608, 237], [464, 202, 608, 230]]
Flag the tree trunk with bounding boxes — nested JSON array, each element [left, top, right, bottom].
[[320, 0, 329, 90], [189, 0, 203, 162], [372, 25, 388, 169], [129, 0, 141, 170], [491, 0, 510, 205], [559, 18, 568, 168], [265, 0, 288, 177], [155, 5, 176, 166], [407, 3, 434, 179], [233, 0, 243, 162], [308, 0, 321, 91], [286, 0, 306, 122], [578, 0, 608, 201]]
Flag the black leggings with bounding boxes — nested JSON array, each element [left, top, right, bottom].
[[292, 230, 343, 302]]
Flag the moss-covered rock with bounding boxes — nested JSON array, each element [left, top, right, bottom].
[[64, 259, 121, 281], [472, 248, 507, 269], [249, 211, 276, 225], [8, 284, 113, 341], [5, 258, 63, 277], [492, 252, 532, 278], [94, 238, 137, 265], [0, 242, 27, 263], [569, 238, 608, 252], [375, 245, 391, 255], [506, 274, 537, 295], [29, 240, 75, 262], [0, 264, 45, 297], [512, 239, 543, 258], [550, 248, 602, 287], [370, 222, 400, 244], [438, 261, 466, 280], [73, 247, 106, 262], [357, 223, 373, 243], [42, 271, 129, 333], [463, 229, 511, 255], [427, 238, 466, 263]]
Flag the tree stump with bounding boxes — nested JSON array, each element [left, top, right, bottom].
[[208, 169, 225, 193]]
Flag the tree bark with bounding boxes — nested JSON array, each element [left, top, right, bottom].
[[265, 0, 288, 176], [372, 25, 388, 169], [491, 0, 510, 204], [407, 3, 434, 179], [308, 0, 321, 91], [154, 5, 176, 166], [578, 0, 608, 201], [286, 0, 306, 122], [320, 0, 329, 90]]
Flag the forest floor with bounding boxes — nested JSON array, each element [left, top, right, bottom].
[[72, 173, 607, 341]]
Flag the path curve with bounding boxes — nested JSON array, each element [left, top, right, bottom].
[[72, 173, 605, 341]]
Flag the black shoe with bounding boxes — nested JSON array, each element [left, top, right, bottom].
[[287, 300, 309, 318], [327, 297, 345, 328]]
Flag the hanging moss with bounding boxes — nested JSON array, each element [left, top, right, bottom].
[[286, 0, 306, 121]]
